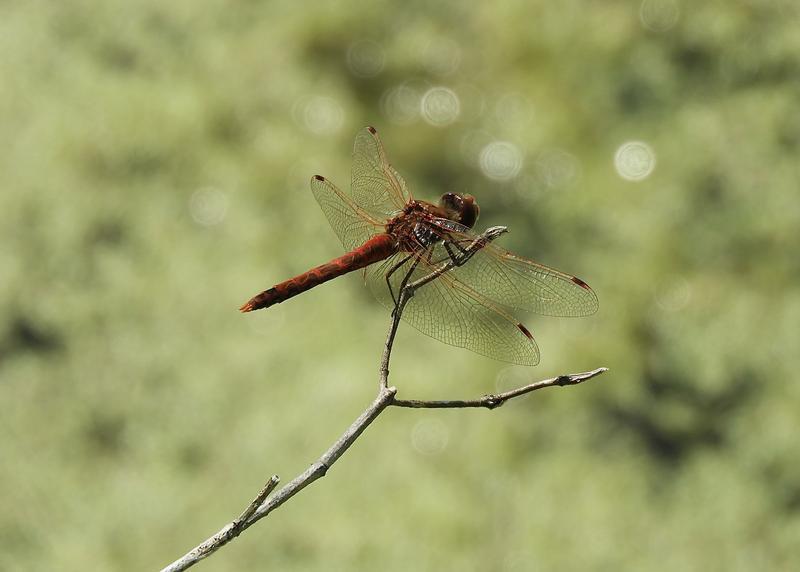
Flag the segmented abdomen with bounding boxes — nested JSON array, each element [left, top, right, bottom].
[[239, 233, 397, 312]]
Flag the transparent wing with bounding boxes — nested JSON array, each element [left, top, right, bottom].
[[350, 126, 412, 221], [365, 245, 540, 366], [431, 222, 599, 317], [310, 175, 384, 252]]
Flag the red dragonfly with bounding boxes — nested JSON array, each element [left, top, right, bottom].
[[240, 127, 597, 365]]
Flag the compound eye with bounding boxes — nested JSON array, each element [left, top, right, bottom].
[[439, 192, 462, 211], [458, 195, 480, 228]]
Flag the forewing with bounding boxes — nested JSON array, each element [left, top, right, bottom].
[[351, 126, 411, 221], [310, 175, 384, 251], [365, 246, 540, 366], [432, 225, 599, 317]]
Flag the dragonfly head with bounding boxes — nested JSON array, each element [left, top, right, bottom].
[[439, 192, 480, 229]]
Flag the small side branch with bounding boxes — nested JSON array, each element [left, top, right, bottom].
[[159, 475, 279, 572], [392, 368, 608, 409], [235, 475, 280, 528], [160, 387, 397, 572]]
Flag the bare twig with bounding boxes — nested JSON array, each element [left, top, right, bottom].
[[392, 367, 608, 409], [160, 225, 606, 572]]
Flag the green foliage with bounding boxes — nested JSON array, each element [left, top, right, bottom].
[[2, 1, 799, 569]]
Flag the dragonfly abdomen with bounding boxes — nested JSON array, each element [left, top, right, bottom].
[[240, 233, 397, 312]]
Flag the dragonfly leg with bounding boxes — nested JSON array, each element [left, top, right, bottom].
[[391, 253, 427, 316], [385, 254, 414, 308], [444, 241, 473, 266]]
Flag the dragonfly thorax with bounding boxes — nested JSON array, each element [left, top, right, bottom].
[[386, 200, 448, 251], [412, 221, 443, 248], [386, 194, 480, 252]]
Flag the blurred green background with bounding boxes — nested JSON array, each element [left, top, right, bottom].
[[2, 0, 799, 570]]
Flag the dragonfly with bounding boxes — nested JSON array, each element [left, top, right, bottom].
[[240, 126, 598, 365]]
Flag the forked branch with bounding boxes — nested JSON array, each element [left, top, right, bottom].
[[160, 225, 607, 572]]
